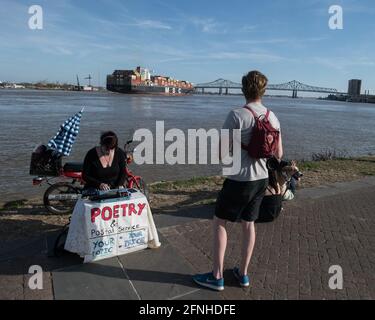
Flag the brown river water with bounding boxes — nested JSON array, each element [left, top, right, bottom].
[[0, 89, 374, 202]]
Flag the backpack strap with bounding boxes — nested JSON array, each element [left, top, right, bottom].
[[244, 106, 269, 119], [265, 109, 270, 120], [243, 106, 258, 118], [241, 106, 257, 150]]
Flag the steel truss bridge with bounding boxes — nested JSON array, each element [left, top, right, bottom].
[[194, 79, 343, 98]]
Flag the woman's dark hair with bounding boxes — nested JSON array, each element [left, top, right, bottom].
[[100, 131, 118, 149]]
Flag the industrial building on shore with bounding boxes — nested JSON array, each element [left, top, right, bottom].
[[327, 79, 375, 103], [346, 79, 375, 103]]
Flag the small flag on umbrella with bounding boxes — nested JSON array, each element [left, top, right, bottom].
[[48, 108, 84, 156]]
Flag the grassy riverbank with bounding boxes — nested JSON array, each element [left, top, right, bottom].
[[1, 156, 375, 242], [149, 156, 375, 208]]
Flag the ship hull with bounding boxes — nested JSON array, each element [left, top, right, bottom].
[[107, 84, 193, 95]]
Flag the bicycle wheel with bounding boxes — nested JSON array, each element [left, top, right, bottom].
[[44, 182, 80, 214], [134, 178, 150, 200]]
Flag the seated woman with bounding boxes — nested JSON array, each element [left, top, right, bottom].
[[257, 159, 301, 222], [82, 131, 126, 191]]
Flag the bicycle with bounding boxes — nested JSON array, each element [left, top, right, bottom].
[[32, 140, 149, 214]]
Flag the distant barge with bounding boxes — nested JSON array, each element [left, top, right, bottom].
[[106, 66, 194, 95]]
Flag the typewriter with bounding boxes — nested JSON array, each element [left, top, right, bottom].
[[82, 188, 137, 202]]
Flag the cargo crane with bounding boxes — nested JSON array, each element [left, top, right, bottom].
[[85, 75, 92, 87], [75, 75, 81, 91]]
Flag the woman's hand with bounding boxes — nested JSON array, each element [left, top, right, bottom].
[[99, 183, 110, 191]]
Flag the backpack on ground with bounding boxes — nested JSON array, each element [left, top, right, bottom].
[[241, 106, 280, 159]]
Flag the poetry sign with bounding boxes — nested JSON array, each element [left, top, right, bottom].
[[85, 197, 149, 263]]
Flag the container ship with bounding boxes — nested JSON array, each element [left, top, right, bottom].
[[106, 66, 194, 95]]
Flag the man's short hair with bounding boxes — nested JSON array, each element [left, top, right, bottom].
[[242, 70, 268, 100]]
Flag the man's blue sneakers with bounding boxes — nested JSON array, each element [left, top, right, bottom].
[[233, 267, 250, 287], [192, 272, 224, 291]]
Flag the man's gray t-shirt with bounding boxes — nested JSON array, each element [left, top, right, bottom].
[[223, 102, 281, 182]]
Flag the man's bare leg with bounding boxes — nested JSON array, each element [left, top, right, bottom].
[[213, 216, 227, 279], [240, 220, 256, 275]]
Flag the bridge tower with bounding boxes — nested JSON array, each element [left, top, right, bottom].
[[292, 89, 298, 98]]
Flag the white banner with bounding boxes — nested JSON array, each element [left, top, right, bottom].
[[65, 191, 160, 263]]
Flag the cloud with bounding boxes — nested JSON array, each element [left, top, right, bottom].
[[237, 38, 290, 45], [191, 17, 223, 33], [207, 51, 285, 62], [39, 46, 73, 56], [237, 37, 327, 45], [240, 25, 258, 32], [312, 56, 375, 71], [154, 47, 286, 64], [54, 47, 73, 55], [130, 19, 172, 30]]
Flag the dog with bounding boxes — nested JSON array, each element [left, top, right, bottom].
[[265, 159, 302, 198]]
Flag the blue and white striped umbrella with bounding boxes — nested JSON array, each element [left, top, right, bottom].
[[48, 108, 84, 156]]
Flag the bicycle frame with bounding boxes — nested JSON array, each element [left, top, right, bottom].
[[125, 166, 142, 189], [32, 149, 140, 190], [32, 169, 84, 187]]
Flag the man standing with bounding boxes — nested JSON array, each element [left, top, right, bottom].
[[193, 70, 283, 291]]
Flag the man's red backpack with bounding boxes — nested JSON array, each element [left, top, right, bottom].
[[241, 106, 280, 159]]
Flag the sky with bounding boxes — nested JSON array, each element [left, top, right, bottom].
[[1, 0, 375, 93]]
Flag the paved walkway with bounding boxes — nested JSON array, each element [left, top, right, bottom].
[[1, 177, 375, 300]]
